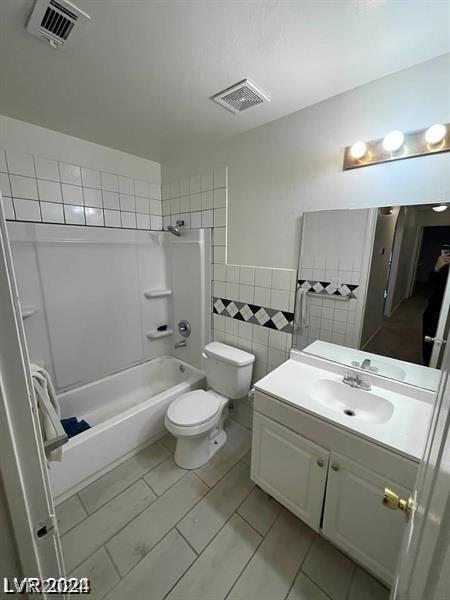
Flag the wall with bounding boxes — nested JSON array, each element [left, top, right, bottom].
[[0, 473, 21, 579], [361, 207, 400, 346], [294, 209, 373, 352], [0, 116, 162, 230], [168, 229, 211, 370], [162, 55, 450, 269], [161, 168, 297, 428], [9, 223, 172, 391]]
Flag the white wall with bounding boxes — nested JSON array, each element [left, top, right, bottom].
[[0, 473, 21, 578], [168, 229, 211, 370], [0, 116, 160, 182], [295, 209, 373, 351], [0, 115, 162, 231], [9, 224, 172, 391], [162, 54, 450, 269], [361, 208, 400, 346]]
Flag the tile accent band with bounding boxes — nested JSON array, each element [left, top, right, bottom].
[[213, 297, 293, 333]]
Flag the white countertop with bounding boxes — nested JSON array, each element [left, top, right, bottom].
[[254, 355, 434, 462]]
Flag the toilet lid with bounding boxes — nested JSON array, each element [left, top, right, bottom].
[[167, 390, 222, 427]]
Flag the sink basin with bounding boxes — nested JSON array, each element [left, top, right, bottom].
[[310, 379, 394, 424]]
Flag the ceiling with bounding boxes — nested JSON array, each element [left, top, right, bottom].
[[0, 0, 449, 164]]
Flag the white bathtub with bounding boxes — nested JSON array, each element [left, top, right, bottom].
[[50, 356, 205, 502]]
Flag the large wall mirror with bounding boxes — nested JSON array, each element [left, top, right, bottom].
[[292, 204, 450, 391]]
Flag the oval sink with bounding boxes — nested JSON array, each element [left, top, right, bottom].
[[310, 379, 394, 424]]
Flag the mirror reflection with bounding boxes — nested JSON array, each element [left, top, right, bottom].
[[293, 204, 450, 390]]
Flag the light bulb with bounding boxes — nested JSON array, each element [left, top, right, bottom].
[[425, 124, 446, 145], [350, 141, 367, 159], [433, 204, 448, 213], [383, 130, 404, 152]]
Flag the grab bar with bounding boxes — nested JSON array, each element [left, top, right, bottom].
[[306, 291, 352, 302]]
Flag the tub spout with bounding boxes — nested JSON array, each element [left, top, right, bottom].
[[175, 340, 187, 349]]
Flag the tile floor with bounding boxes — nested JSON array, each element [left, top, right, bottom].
[[57, 420, 390, 600]]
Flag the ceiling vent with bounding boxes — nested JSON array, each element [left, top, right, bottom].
[[212, 79, 270, 114], [26, 0, 90, 49]]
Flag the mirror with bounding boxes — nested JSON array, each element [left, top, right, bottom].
[[292, 204, 450, 391]]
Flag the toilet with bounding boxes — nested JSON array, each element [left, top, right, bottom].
[[165, 342, 255, 469]]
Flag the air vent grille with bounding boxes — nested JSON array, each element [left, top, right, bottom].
[[212, 79, 270, 114], [26, 0, 90, 49], [41, 2, 76, 41]]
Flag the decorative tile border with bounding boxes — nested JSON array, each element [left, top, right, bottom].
[[213, 297, 293, 333], [298, 279, 359, 299]]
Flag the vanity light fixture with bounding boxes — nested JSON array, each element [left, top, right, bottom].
[[382, 130, 404, 153], [432, 204, 448, 213], [350, 141, 368, 159], [425, 123, 447, 145], [343, 122, 450, 170]]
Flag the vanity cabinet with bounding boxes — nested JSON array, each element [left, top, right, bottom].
[[251, 390, 417, 586], [322, 451, 411, 584], [252, 412, 329, 531]]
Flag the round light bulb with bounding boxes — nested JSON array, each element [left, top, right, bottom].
[[433, 204, 448, 213], [382, 130, 404, 152], [350, 141, 367, 159], [425, 124, 446, 145]]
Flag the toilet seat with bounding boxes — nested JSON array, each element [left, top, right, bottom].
[[166, 390, 222, 428]]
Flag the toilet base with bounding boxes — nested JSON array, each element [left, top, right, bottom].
[[174, 425, 227, 470]]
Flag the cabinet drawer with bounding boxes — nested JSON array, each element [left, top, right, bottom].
[[251, 412, 329, 531]]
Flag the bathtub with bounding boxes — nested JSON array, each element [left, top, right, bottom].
[[50, 356, 205, 503]]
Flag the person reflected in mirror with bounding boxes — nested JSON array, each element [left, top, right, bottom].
[[422, 250, 450, 365]]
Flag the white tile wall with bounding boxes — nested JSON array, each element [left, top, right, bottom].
[[163, 166, 297, 419], [0, 149, 162, 231], [296, 255, 362, 350], [14, 198, 41, 222]]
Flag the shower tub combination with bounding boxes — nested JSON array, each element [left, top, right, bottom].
[[50, 356, 205, 502]]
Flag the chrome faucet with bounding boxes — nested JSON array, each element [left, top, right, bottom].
[[174, 340, 187, 349], [343, 372, 371, 391]]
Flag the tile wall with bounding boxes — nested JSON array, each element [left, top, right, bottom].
[[162, 168, 297, 428], [292, 209, 371, 354], [0, 148, 162, 230], [294, 254, 362, 350]]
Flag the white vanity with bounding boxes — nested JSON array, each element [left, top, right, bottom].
[[251, 348, 435, 586]]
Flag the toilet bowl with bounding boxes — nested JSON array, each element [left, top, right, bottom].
[[165, 342, 255, 469]]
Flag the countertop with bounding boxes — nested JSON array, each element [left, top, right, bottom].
[[254, 354, 435, 462]]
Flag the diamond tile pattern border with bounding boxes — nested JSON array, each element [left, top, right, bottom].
[[213, 297, 293, 333], [298, 279, 359, 299]]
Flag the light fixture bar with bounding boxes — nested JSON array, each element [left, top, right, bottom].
[[343, 123, 449, 170]]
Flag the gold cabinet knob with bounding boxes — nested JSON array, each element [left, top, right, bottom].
[[317, 459, 324, 468], [331, 463, 340, 472], [383, 488, 414, 513]]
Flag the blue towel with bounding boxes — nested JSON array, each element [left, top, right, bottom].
[[61, 417, 91, 438]]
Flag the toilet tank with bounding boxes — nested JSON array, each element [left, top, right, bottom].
[[203, 342, 255, 399]]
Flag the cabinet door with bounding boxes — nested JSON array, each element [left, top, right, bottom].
[[323, 451, 411, 585], [251, 411, 329, 531]]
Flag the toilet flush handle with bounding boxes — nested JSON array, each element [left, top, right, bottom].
[[202, 352, 209, 360]]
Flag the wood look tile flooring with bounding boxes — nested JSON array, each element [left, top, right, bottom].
[[57, 420, 389, 600]]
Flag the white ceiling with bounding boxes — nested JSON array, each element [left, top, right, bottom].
[[0, 0, 449, 163]]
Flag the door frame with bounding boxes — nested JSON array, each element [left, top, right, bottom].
[[0, 197, 65, 582], [393, 346, 450, 599]]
